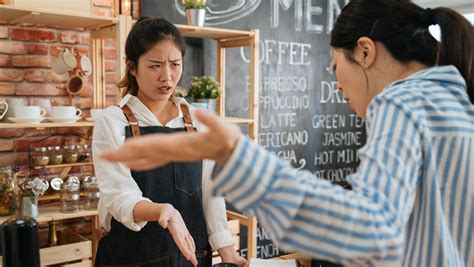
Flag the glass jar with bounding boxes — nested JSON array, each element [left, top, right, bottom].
[[83, 176, 99, 210], [63, 145, 78, 164], [60, 177, 80, 213], [0, 165, 17, 216], [48, 146, 63, 165], [32, 147, 49, 166], [49, 177, 63, 192], [77, 144, 91, 162]]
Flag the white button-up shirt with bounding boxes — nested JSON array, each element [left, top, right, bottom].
[[92, 94, 234, 250]]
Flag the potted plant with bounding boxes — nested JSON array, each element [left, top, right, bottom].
[[184, 0, 207, 27], [187, 76, 221, 111]]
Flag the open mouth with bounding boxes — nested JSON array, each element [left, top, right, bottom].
[[157, 86, 172, 94]]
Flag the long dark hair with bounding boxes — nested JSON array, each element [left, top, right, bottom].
[[117, 17, 186, 97], [331, 0, 474, 103]]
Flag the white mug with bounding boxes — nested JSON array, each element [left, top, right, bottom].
[[4, 98, 27, 121], [77, 55, 92, 76], [51, 48, 77, 74], [0, 101, 8, 120], [89, 108, 102, 119], [51, 106, 82, 119], [14, 106, 47, 119]]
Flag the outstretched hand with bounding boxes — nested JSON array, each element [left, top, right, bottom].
[[159, 204, 197, 266], [100, 109, 241, 170]]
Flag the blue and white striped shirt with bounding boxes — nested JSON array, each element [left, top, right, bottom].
[[213, 66, 474, 266]]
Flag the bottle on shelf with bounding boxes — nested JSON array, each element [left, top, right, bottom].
[[83, 176, 99, 210], [47, 146, 63, 165], [60, 176, 80, 213], [63, 145, 78, 164], [0, 165, 17, 216], [1, 216, 41, 267], [77, 144, 91, 162], [32, 147, 49, 166]]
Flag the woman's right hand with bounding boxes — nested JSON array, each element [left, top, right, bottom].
[[158, 204, 197, 266]]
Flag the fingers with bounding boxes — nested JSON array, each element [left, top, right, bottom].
[[185, 235, 196, 253], [125, 159, 168, 171], [186, 235, 198, 266], [195, 109, 220, 130], [175, 234, 197, 266]]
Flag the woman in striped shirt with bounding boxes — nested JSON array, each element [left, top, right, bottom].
[[101, 0, 474, 266]]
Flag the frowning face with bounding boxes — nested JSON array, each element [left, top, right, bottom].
[[132, 38, 183, 104]]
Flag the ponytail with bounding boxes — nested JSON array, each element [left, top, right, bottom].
[[331, 1, 474, 103], [432, 8, 474, 103], [117, 63, 139, 97]]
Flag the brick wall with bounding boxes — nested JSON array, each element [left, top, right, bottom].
[[0, 0, 118, 177]]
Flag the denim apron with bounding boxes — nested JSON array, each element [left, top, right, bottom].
[[95, 104, 212, 267]]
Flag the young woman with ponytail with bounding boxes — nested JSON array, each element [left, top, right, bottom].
[[93, 17, 245, 266], [101, 1, 474, 266]]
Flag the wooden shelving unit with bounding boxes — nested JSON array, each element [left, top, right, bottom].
[[0, 5, 120, 265], [0, 4, 126, 109], [176, 24, 256, 39], [0, 203, 98, 225], [0, 4, 118, 30], [0, 121, 94, 129], [33, 162, 93, 170]]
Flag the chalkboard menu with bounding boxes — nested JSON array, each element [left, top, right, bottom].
[[142, 1, 366, 266]]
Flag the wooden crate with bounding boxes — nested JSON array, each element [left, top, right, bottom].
[[59, 260, 92, 267], [12, 0, 92, 16], [40, 229, 92, 265]]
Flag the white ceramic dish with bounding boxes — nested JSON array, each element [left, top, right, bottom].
[[47, 117, 82, 123], [9, 117, 44, 124], [85, 117, 95, 122]]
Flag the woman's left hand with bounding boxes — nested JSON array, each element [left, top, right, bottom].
[[158, 204, 197, 265]]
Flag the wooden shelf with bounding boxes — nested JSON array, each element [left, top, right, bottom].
[[0, 203, 98, 224], [223, 117, 254, 124], [39, 192, 87, 202], [0, 4, 118, 30], [33, 162, 93, 170], [0, 121, 94, 129], [130, 19, 255, 40]]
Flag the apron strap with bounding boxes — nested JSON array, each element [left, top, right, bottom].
[[121, 103, 196, 137], [121, 104, 141, 137], [180, 104, 195, 133]]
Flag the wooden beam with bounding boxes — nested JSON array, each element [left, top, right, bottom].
[[249, 29, 259, 141], [115, 15, 133, 104], [219, 37, 253, 48], [216, 40, 226, 117], [90, 24, 116, 39]]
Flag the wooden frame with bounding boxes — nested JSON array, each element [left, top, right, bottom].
[[226, 210, 257, 265], [0, 5, 126, 264]]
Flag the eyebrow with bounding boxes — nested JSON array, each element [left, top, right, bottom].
[[147, 59, 182, 63]]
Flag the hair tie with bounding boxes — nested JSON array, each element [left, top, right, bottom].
[[422, 8, 436, 26]]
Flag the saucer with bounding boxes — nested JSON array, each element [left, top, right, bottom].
[[9, 117, 45, 124], [47, 117, 82, 123], [85, 117, 95, 122]]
